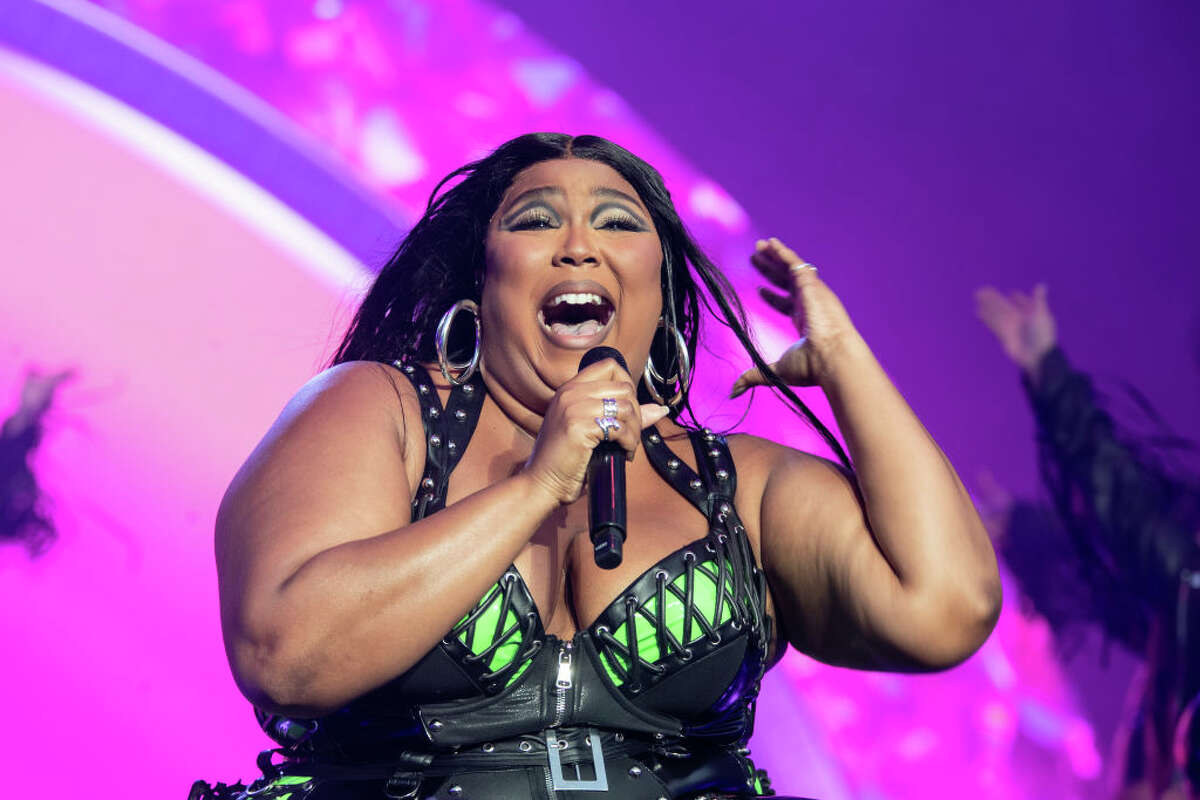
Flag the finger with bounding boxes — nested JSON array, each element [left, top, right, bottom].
[[729, 366, 768, 398], [1009, 290, 1033, 313], [576, 357, 637, 384], [750, 247, 792, 289], [640, 403, 671, 428], [1033, 282, 1049, 312], [766, 237, 813, 276], [758, 286, 794, 316], [975, 292, 1016, 328]]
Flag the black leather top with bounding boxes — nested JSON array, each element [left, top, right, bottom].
[[255, 361, 775, 769]]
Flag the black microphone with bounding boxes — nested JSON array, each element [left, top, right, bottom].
[[579, 346, 628, 570]]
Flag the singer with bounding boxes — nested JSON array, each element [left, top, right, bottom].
[[197, 133, 1001, 799]]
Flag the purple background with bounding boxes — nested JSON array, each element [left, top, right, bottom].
[[2, 0, 1197, 796], [507, 0, 1200, 498]]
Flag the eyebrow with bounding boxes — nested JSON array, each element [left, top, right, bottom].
[[498, 185, 648, 221]]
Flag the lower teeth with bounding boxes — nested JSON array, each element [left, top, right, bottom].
[[549, 320, 601, 337]]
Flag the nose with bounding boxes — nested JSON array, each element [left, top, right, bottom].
[[553, 224, 599, 268]]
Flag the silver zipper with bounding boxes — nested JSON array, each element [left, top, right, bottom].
[[551, 640, 573, 728]]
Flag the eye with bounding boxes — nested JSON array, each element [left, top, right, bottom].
[[510, 210, 557, 230], [597, 212, 643, 232]]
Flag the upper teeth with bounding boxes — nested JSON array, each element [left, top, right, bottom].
[[548, 292, 605, 307]]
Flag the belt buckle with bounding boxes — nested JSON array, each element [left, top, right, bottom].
[[545, 728, 608, 792]]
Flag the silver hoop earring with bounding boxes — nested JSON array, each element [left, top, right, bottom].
[[435, 299, 481, 385], [642, 318, 692, 407]]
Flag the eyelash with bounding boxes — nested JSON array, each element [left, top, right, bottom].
[[510, 211, 642, 231]]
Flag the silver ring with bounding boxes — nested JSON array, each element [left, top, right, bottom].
[[789, 261, 817, 276], [595, 415, 621, 441]]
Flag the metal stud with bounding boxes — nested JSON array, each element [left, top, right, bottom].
[[447, 441, 457, 451], [429, 719, 443, 731], [418, 384, 429, 394], [428, 407, 439, 418], [448, 785, 463, 797], [719, 503, 731, 514], [402, 364, 415, 374], [628, 766, 643, 778], [708, 448, 720, 458], [716, 469, 729, 480], [614, 732, 625, 742], [648, 433, 661, 443], [422, 477, 435, 490], [667, 458, 680, 470], [689, 478, 703, 490], [462, 384, 475, 395], [455, 409, 467, 420], [429, 435, 441, 447]]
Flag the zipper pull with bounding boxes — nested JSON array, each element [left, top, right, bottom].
[[556, 642, 573, 689]]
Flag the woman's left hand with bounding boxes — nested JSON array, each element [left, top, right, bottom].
[[730, 237, 861, 395]]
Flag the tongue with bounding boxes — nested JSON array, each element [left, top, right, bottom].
[[549, 320, 602, 337]]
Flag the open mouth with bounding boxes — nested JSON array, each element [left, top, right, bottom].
[[537, 291, 615, 343]]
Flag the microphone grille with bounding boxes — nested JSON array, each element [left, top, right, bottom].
[[578, 346, 628, 374]]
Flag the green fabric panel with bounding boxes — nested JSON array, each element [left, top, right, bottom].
[[687, 560, 734, 640], [465, 586, 503, 654], [600, 649, 626, 686], [268, 774, 312, 800], [487, 609, 520, 673], [601, 557, 742, 687]]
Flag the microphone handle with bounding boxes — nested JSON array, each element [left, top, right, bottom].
[[588, 442, 626, 570]]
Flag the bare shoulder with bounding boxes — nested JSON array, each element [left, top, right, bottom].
[[726, 432, 854, 505], [216, 360, 424, 588]]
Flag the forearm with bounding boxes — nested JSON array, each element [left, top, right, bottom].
[[226, 471, 560, 716], [819, 336, 1000, 621]]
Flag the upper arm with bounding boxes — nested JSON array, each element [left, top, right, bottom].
[[215, 361, 422, 644], [745, 438, 978, 672]]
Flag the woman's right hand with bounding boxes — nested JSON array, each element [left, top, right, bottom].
[[523, 357, 670, 505], [975, 283, 1058, 375]]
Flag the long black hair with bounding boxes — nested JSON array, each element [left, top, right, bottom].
[[330, 133, 849, 468]]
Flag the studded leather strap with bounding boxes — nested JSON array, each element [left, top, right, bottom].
[[392, 360, 486, 519], [641, 426, 736, 517]]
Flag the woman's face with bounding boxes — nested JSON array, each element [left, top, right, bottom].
[[481, 157, 664, 407]]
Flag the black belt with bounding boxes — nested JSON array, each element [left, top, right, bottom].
[[260, 727, 656, 798]]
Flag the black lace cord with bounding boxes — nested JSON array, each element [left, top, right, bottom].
[[624, 594, 642, 688], [653, 570, 690, 657], [683, 553, 696, 644], [447, 574, 540, 685]]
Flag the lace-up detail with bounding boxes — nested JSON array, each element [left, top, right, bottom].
[[446, 569, 544, 692], [588, 426, 772, 714], [594, 544, 742, 691]]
